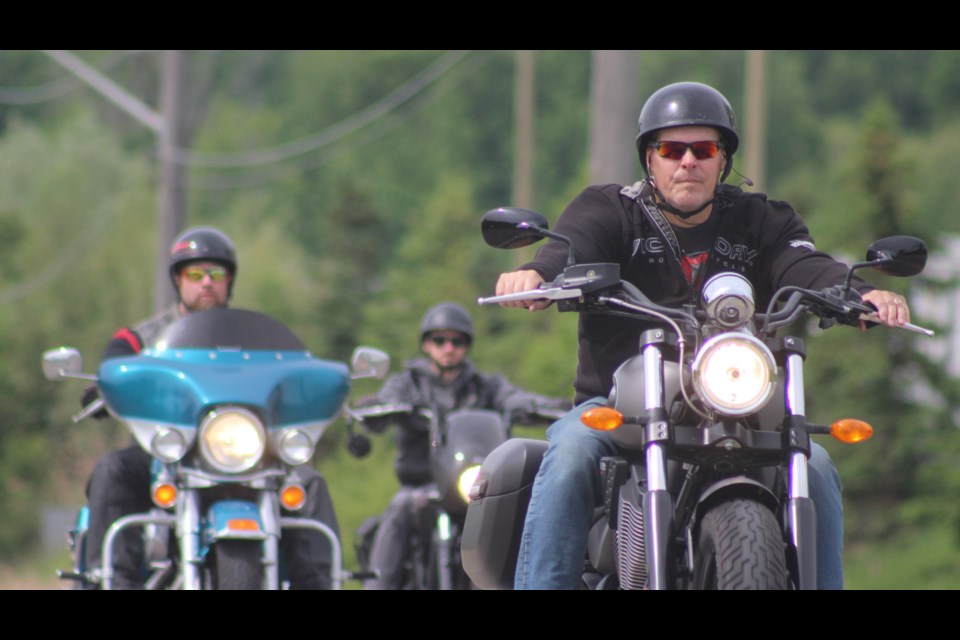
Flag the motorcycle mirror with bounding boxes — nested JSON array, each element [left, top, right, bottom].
[[481, 207, 550, 249], [350, 346, 391, 380], [481, 207, 578, 267], [865, 236, 928, 277], [42, 347, 84, 381]]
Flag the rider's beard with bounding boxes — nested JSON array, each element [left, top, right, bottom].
[[436, 361, 464, 374], [183, 293, 227, 313], [431, 354, 466, 376]]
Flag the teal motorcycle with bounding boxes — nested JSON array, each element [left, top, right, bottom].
[[44, 307, 389, 590]]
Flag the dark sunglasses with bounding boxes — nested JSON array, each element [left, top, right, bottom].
[[182, 266, 229, 282], [650, 140, 723, 161], [427, 335, 468, 348]]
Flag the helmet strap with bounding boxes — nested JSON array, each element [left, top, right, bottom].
[[651, 184, 717, 220], [430, 359, 465, 384]]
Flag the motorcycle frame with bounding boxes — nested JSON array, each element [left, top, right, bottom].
[[405, 496, 471, 590]]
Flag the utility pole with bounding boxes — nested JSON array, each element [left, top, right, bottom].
[[589, 51, 638, 186], [744, 50, 767, 191], [41, 50, 186, 313], [513, 50, 535, 210], [156, 50, 187, 312]]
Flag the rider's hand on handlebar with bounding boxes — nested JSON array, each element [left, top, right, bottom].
[[496, 270, 550, 311], [860, 289, 911, 332], [80, 385, 110, 421]]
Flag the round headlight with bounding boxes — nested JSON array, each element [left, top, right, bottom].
[[152, 427, 187, 462], [278, 429, 314, 466], [692, 334, 776, 416], [457, 464, 483, 503], [199, 408, 266, 473]]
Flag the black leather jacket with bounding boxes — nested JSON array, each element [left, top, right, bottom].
[[369, 357, 564, 486], [521, 179, 874, 404]]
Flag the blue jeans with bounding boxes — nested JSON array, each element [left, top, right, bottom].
[[514, 398, 844, 590]]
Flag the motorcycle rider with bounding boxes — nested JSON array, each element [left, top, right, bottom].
[[494, 81, 914, 590], [82, 226, 340, 589], [360, 301, 570, 589]]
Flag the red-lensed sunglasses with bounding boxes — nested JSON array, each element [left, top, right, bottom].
[[650, 140, 724, 161]]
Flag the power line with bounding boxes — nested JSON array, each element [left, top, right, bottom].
[[0, 51, 149, 105], [164, 50, 473, 169], [186, 51, 495, 190]]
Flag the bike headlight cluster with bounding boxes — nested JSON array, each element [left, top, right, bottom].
[[152, 427, 189, 463], [692, 333, 777, 416], [702, 273, 755, 330], [277, 429, 314, 466], [457, 464, 483, 504], [199, 407, 266, 473]]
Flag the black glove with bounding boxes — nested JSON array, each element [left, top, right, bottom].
[[511, 396, 574, 425], [545, 397, 574, 412], [361, 414, 395, 434], [80, 385, 110, 420]]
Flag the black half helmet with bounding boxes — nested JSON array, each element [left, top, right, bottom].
[[636, 81, 740, 181], [168, 226, 238, 299], [420, 302, 474, 345]]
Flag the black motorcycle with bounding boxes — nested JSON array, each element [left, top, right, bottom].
[[460, 206, 932, 590], [346, 401, 563, 589]]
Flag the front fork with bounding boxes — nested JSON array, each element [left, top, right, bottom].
[[177, 490, 274, 590], [178, 489, 346, 590], [783, 345, 817, 590], [102, 486, 344, 590], [640, 336, 817, 590], [436, 511, 454, 590], [641, 338, 673, 590]]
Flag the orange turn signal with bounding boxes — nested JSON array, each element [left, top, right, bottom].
[[280, 484, 306, 511], [581, 407, 624, 431], [227, 518, 261, 532], [152, 482, 178, 509], [830, 418, 874, 443]]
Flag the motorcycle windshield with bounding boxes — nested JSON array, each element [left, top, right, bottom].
[[153, 307, 306, 351], [97, 308, 350, 428], [442, 409, 508, 456]]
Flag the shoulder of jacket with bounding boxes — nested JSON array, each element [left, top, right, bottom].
[[132, 306, 181, 347], [720, 185, 800, 218], [619, 180, 646, 201], [474, 368, 509, 391]]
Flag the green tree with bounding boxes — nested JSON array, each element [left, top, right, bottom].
[[801, 101, 960, 552], [0, 111, 155, 555]]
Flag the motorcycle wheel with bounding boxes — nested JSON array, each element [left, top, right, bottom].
[[691, 498, 787, 590], [210, 540, 262, 590]]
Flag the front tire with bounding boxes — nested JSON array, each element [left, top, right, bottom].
[[692, 499, 787, 590], [210, 540, 262, 590]]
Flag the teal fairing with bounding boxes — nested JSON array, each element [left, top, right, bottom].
[[94, 308, 352, 466], [97, 350, 351, 428]]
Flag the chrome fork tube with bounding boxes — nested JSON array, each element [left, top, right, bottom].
[[259, 491, 281, 590], [785, 351, 809, 499], [178, 489, 202, 590], [437, 511, 453, 591], [643, 343, 668, 491], [641, 341, 672, 590], [784, 345, 816, 588]]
